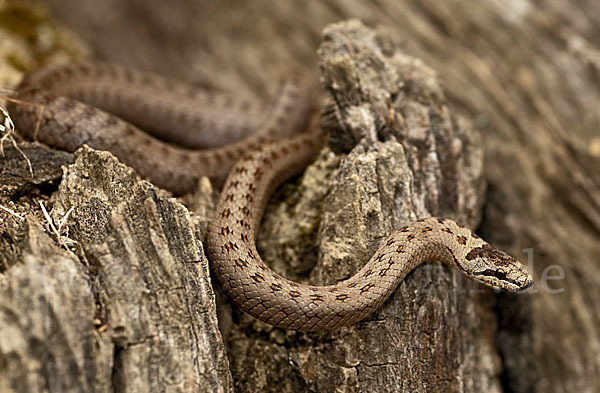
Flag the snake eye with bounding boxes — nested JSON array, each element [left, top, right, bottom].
[[495, 269, 506, 280]]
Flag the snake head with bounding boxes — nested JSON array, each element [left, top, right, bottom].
[[462, 244, 533, 292]]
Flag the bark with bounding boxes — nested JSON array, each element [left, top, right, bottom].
[[239, 22, 494, 393], [1, 146, 233, 393], [1, 0, 599, 392]]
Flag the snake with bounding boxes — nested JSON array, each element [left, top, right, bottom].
[[8, 62, 313, 194], [8, 62, 534, 332]]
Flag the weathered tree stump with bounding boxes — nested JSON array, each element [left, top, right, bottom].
[[1, 1, 599, 392]]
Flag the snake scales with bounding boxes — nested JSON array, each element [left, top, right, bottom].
[[8, 62, 533, 332]]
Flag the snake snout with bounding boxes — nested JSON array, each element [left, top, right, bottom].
[[465, 244, 534, 292]]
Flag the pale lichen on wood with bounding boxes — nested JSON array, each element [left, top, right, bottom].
[[1, 147, 233, 392]]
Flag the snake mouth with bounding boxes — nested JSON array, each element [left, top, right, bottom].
[[518, 279, 534, 292]]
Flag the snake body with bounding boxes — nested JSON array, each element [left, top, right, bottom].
[[8, 63, 533, 332], [10, 63, 313, 194]]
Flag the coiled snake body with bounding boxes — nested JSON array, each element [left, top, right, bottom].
[[8, 62, 533, 332]]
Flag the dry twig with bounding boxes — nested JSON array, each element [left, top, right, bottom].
[[0, 101, 33, 176], [39, 201, 77, 249]]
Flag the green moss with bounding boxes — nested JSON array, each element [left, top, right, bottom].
[[0, 2, 88, 72], [6, 53, 28, 72], [0, 2, 46, 38], [297, 213, 320, 247]]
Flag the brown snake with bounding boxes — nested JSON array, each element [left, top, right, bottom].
[[8, 62, 534, 332], [9, 62, 313, 194]]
